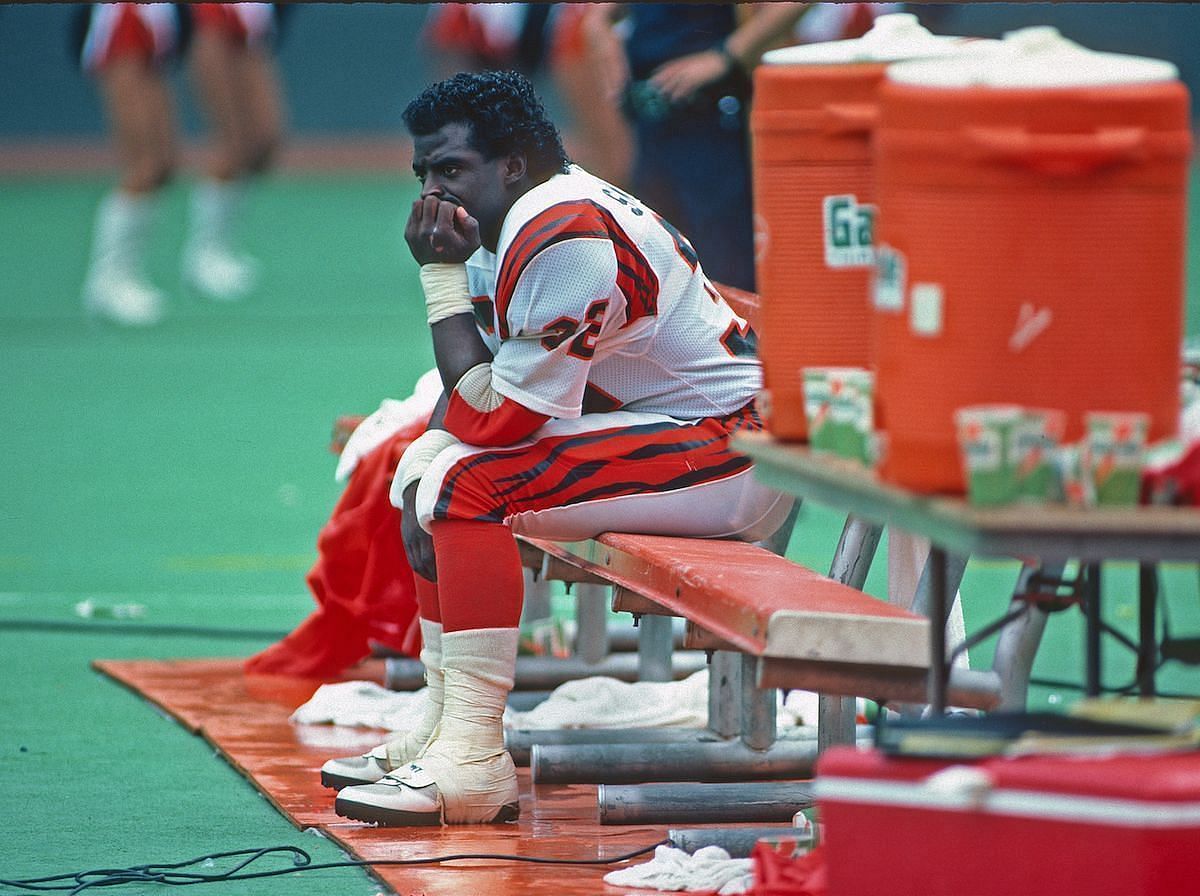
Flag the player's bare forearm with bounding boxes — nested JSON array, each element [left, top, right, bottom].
[[425, 391, 450, 432], [726, 3, 811, 68], [430, 313, 493, 396]]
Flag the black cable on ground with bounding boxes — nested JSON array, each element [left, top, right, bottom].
[[0, 840, 671, 894]]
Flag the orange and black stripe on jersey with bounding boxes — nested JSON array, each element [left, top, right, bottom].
[[495, 200, 659, 340], [430, 407, 761, 524]]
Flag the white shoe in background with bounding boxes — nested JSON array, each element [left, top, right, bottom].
[[184, 245, 258, 302], [83, 274, 166, 327]]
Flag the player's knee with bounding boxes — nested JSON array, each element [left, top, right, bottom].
[[245, 133, 279, 176], [127, 154, 175, 192]]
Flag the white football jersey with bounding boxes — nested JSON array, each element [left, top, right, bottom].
[[463, 166, 760, 421]]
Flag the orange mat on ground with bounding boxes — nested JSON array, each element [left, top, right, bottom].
[[93, 658, 680, 896]]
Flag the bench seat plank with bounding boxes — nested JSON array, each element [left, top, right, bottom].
[[518, 533, 929, 669]]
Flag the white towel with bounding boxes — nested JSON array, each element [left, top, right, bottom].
[[289, 681, 429, 730], [289, 672, 830, 732], [602, 845, 753, 894]]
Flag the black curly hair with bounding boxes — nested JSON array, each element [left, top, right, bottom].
[[403, 70, 570, 181]]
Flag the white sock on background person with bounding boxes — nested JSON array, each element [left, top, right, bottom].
[[83, 189, 165, 326], [184, 177, 257, 300]]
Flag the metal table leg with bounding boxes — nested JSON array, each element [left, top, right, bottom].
[[1138, 563, 1159, 697], [1083, 562, 1103, 697], [928, 546, 948, 714], [990, 562, 1063, 711]]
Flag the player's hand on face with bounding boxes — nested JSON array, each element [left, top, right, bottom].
[[405, 196, 481, 266]]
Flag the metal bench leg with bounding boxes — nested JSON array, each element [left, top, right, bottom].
[[573, 582, 610, 665], [892, 530, 970, 660], [708, 649, 742, 739], [520, 567, 553, 625], [818, 515, 883, 751], [637, 613, 675, 682], [598, 781, 816, 825], [740, 652, 776, 751]]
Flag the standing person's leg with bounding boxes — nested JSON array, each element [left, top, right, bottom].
[[81, 6, 178, 326], [184, 4, 284, 300]]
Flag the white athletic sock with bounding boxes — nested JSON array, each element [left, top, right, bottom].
[[86, 190, 157, 284], [186, 177, 245, 257]]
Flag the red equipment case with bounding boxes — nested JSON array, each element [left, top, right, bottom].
[[816, 745, 1200, 896]]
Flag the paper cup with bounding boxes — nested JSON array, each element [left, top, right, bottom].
[[1054, 443, 1094, 507], [1012, 408, 1067, 501], [1084, 411, 1149, 505], [954, 404, 1024, 506], [803, 367, 874, 463]]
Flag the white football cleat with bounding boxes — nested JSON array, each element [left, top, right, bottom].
[[321, 731, 430, 790], [334, 627, 520, 826], [333, 746, 519, 826]]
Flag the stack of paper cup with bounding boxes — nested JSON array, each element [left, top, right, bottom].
[[803, 367, 875, 463]]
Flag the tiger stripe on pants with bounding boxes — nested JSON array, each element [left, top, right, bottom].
[[412, 402, 793, 544]]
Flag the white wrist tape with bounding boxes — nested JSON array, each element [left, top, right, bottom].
[[391, 428, 460, 508], [419, 263, 473, 325]]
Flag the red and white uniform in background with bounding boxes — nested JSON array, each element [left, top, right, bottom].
[[414, 166, 791, 542], [80, 3, 276, 73], [424, 3, 528, 68], [80, 3, 179, 72], [189, 3, 277, 48], [423, 3, 588, 71]]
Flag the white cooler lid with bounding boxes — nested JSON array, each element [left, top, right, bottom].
[[887, 26, 1178, 88], [762, 12, 971, 66]]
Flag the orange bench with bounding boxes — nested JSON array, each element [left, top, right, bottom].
[[518, 531, 999, 710]]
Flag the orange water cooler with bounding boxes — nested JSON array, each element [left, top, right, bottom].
[[873, 27, 1192, 493], [751, 14, 976, 440]]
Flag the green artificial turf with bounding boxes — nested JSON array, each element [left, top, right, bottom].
[[0, 172, 432, 893]]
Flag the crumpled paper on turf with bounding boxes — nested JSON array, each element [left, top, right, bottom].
[[289, 672, 826, 732], [603, 845, 753, 894]]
